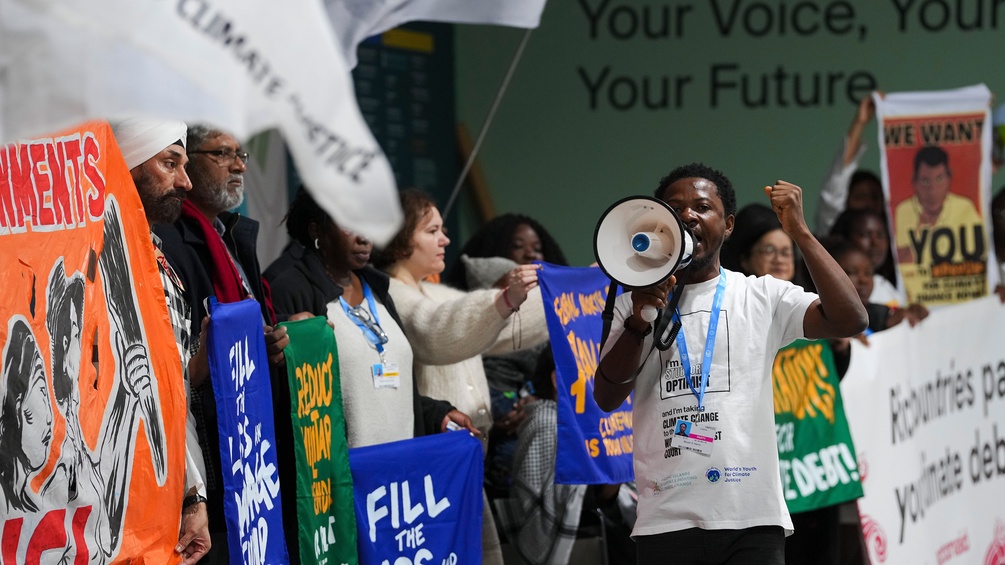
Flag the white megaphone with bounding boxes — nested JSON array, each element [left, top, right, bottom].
[[594, 196, 694, 322]]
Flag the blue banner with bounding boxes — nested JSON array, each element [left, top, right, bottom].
[[349, 432, 483, 565], [538, 264, 633, 484], [207, 297, 289, 564]]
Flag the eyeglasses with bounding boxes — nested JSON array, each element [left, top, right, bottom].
[[346, 305, 389, 347], [752, 244, 793, 259], [189, 148, 249, 165]]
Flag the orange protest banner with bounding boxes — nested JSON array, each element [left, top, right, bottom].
[[0, 121, 185, 563]]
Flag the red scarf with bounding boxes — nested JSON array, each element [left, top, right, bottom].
[[180, 200, 276, 324]]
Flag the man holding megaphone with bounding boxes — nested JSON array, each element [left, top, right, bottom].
[[594, 163, 868, 565]]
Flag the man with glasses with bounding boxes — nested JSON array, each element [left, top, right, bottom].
[[154, 124, 289, 563]]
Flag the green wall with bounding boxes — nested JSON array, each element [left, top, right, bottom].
[[454, 0, 1005, 265]]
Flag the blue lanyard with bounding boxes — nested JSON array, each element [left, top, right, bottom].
[[339, 280, 385, 355], [672, 268, 727, 411]]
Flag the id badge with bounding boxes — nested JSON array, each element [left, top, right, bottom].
[[669, 418, 715, 457], [371, 362, 400, 389]]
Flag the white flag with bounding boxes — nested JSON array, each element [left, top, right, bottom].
[[0, 0, 402, 244], [325, 0, 548, 68]]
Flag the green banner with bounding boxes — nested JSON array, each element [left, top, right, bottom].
[[280, 316, 357, 565], [772, 339, 863, 514]]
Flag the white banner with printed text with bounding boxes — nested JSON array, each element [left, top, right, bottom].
[[841, 295, 1005, 565]]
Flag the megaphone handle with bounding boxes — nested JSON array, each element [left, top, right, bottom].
[[640, 306, 658, 323]]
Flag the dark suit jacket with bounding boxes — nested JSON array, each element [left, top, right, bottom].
[[154, 211, 272, 340]]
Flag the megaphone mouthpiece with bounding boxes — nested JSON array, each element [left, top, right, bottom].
[[631, 233, 653, 253], [631, 231, 670, 261]]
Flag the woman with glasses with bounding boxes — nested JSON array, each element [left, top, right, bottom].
[[721, 203, 804, 285]]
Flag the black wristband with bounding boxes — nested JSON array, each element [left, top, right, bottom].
[[183, 493, 208, 509], [623, 316, 653, 339]]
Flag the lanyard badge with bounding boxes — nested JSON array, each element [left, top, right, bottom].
[[668, 269, 726, 457], [339, 282, 399, 388]]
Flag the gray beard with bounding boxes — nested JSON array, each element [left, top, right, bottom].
[[211, 177, 244, 209], [200, 177, 244, 213]]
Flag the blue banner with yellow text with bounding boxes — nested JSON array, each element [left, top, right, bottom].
[[349, 432, 483, 565], [538, 264, 632, 484], [207, 297, 289, 564]]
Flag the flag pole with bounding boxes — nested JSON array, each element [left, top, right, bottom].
[[442, 28, 533, 220]]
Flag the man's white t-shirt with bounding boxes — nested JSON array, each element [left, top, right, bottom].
[[600, 269, 817, 537]]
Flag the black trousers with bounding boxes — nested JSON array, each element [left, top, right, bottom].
[[785, 505, 840, 565], [636, 526, 785, 565]]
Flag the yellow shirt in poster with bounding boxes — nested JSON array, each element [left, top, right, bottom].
[[894, 192, 984, 264]]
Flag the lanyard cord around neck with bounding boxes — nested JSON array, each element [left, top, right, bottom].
[[671, 268, 727, 411], [339, 280, 385, 355]]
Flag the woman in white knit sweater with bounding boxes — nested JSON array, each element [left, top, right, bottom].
[[376, 190, 550, 439], [376, 190, 552, 565]]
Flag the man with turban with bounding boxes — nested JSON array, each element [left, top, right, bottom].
[[112, 117, 212, 564]]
